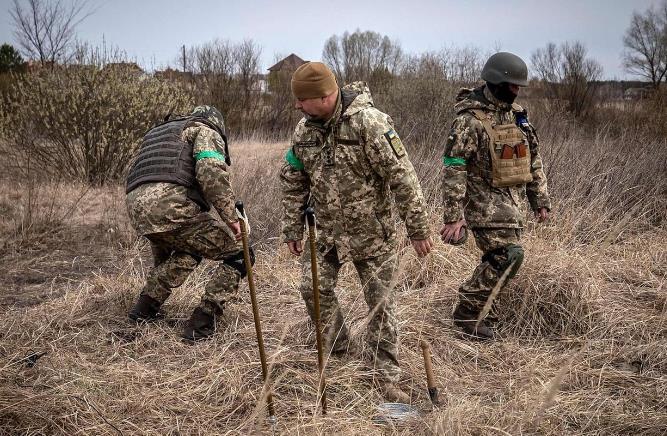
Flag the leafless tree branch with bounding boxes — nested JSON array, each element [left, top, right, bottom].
[[622, 1, 667, 87], [10, 0, 92, 66]]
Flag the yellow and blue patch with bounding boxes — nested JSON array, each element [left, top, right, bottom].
[[384, 129, 405, 158]]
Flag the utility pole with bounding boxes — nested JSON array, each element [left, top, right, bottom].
[[181, 45, 186, 72]]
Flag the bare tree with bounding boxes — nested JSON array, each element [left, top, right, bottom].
[[322, 29, 403, 90], [191, 39, 235, 77], [437, 45, 486, 83], [622, 1, 667, 88], [236, 40, 262, 100], [532, 41, 603, 117], [184, 38, 263, 135], [10, 0, 91, 66]]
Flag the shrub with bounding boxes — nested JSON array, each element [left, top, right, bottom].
[[0, 62, 192, 185]]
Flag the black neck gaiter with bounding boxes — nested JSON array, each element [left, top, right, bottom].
[[487, 82, 517, 105]]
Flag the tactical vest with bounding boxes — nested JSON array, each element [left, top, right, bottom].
[[470, 109, 532, 188], [126, 116, 223, 211]]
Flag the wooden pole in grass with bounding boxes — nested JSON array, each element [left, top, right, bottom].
[[305, 207, 327, 415], [420, 340, 439, 406], [235, 201, 276, 423]]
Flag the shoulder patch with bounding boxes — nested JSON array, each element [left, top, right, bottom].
[[384, 129, 405, 158]]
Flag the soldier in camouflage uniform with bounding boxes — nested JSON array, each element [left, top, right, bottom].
[[126, 106, 252, 342], [280, 62, 433, 402], [440, 52, 551, 339]]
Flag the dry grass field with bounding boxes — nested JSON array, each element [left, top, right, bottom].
[[0, 126, 665, 435]]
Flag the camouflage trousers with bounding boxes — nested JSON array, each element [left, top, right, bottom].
[[140, 217, 243, 315], [457, 228, 523, 318], [299, 242, 400, 382]]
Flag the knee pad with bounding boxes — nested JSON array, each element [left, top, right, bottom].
[[222, 248, 255, 278], [481, 247, 505, 272], [481, 244, 524, 279], [505, 244, 524, 278]]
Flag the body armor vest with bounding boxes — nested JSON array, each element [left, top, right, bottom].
[[470, 109, 532, 188], [126, 116, 223, 211]]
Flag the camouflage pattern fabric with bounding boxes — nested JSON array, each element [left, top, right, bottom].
[[299, 243, 401, 382], [282, 81, 426, 382], [126, 122, 236, 236], [443, 86, 551, 319], [140, 218, 242, 315], [299, 244, 348, 354], [457, 228, 522, 317], [127, 119, 241, 316], [441, 85, 551, 228], [281, 81, 430, 262]]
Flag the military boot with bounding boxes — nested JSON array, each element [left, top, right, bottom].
[[327, 325, 352, 356], [452, 304, 494, 340], [128, 294, 162, 322], [182, 308, 216, 343], [379, 382, 411, 404]]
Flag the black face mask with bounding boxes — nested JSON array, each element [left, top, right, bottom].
[[487, 82, 517, 104]]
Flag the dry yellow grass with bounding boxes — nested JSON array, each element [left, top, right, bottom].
[[0, 129, 665, 435]]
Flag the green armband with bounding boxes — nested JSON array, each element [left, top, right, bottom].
[[443, 156, 467, 167], [195, 150, 226, 161], [285, 148, 304, 170]]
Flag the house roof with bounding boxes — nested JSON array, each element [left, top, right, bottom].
[[102, 62, 143, 73], [268, 53, 306, 72]]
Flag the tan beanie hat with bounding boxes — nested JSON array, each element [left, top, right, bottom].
[[291, 62, 338, 99]]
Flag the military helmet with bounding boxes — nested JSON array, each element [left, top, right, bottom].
[[481, 52, 528, 87], [191, 105, 226, 136]]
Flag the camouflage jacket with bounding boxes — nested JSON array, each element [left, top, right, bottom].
[[280, 81, 430, 263], [442, 86, 551, 229], [126, 122, 236, 236]]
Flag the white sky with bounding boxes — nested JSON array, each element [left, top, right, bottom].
[[0, 0, 661, 79]]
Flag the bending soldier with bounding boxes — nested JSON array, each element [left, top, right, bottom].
[[440, 52, 551, 340], [126, 106, 252, 342], [280, 62, 433, 403]]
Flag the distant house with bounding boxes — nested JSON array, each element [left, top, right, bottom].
[[102, 62, 143, 75], [623, 87, 651, 100], [251, 73, 268, 93], [268, 54, 306, 73], [154, 67, 194, 82], [65, 63, 97, 74], [267, 54, 306, 94]]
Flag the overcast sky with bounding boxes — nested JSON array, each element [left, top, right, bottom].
[[0, 0, 661, 80]]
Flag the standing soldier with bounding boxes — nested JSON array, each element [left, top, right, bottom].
[[280, 62, 433, 403], [440, 52, 551, 340], [126, 106, 253, 343]]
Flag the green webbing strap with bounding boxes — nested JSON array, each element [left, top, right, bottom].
[[285, 148, 304, 170], [195, 150, 226, 161], [443, 156, 467, 167]]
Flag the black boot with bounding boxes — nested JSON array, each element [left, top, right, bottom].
[[452, 304, 494, 340], [182, 308, 216, 343], [128, 294, 163, 322]]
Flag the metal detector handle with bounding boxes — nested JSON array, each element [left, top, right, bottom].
[[420, 340, 439, 406]]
